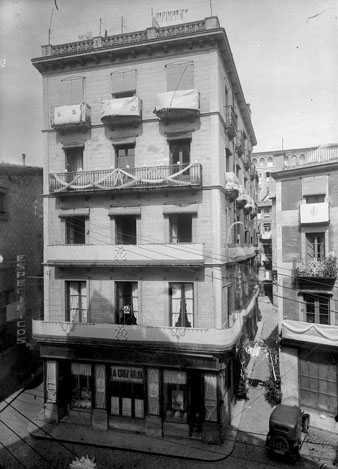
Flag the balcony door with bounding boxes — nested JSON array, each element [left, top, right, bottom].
[[65, 146, 83, 173], [66, 281, 87, 322], [169, 139, 190, 167], [306, 232, 325, 260], [115, 145, 135, 171]]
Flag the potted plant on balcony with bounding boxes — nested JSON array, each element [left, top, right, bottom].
[[323, 255, 337, 278]]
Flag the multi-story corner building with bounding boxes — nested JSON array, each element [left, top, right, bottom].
[[0, 162, 43, 350], [32, 16, 259, 444], [271, 143, 338, 431]]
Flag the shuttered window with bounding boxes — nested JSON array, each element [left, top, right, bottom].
[[166, 62, 194, 91], [111, 70, 137, 97], [303, 176, 327, 196], [59, 77, 85, 105]]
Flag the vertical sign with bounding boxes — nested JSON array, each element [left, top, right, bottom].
[[16, 254, 26, 344]]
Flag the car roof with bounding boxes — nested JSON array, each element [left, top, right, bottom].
[[270, 404, 302, 425]]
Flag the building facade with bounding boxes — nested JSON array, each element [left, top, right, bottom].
[[32, 16, 259, 444], [272, 144, 338, 431], [0, 163, 43, 350]]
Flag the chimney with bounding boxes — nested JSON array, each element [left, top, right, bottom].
[[22, 153, 26, 166]]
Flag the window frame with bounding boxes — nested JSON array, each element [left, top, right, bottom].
[[169, 282, 194, 328], [115, 281, 138, 325], [66, 280, 87, 323], [303, 293, 330, 325], [115, 144, 135, 170], [65, 216, 86, 245]]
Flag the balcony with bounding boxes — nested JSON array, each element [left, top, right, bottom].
[[293, 255, 337, 289], [226, 244, 256, 262], [282, 319, 338, 347], [50, 102, 91, 132], [48, 163, 202, 194], [32, 315, 243, 353], [101, 96, 142, 127], [300, 202, 329, 224], [235, 131, 245, 156], [236, 193, 254, 213], [225, 105, 237, 140], [46, 243, 205, 266], [153, 89, 200, 122], [225, 172, 240, 201]]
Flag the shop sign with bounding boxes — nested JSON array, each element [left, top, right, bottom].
[[16, 255, 26, 344], [110, 366, 143, 383]]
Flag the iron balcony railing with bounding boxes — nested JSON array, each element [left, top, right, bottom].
[[49, 163, 202, 194]]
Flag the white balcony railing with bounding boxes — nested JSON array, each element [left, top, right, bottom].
[[46, 243, 205, 266], [282, 319, 338, 347], [32, 316, 243, 350]]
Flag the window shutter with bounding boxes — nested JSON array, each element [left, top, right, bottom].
[[166, 62, 194, 91], [303, 176, 327, 196], [111, 70, 137, 94], [60, 77, 85, 105]]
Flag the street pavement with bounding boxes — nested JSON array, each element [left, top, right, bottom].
[[1, 295, 338, 468]]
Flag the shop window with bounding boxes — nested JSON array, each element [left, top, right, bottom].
[[169, 139, 191, 167], [115, 144, 135, 170], [115, 216, 137, 245], [169, 214, 192, 243], [66, 281, 87, 322], [163, 370, 187, 423], [109, 366, 144, 418], [306, 232, 325, 260], [116, 282, 138, 325], [71, 362, 92, 410], [303, 294, 330, 325], [169, 283, 193, 327], [65, 146, 83, 173], [66, 217, 86, 244], [111, 69, 137, 98], [166, 62, 194, 91]]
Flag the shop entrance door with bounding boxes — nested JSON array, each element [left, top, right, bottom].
[[189, 371, 203, 436]]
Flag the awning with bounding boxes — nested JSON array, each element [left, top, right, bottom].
[[154, 89, 200, 112]]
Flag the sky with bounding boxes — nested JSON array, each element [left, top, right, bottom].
[[0, 0, 337, 166]]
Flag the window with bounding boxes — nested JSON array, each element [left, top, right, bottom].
[[169, 283, 193, 327], [111, 69, 137, 98], [291, 155, 297, 166], [71, 362, 92, 410], [225, 149, 231, 172], [299, 154, 306, 165], [306, 232, 325, 260], [60, 77, 85, 105], [169, 139, 190, 167], [66, 217, 86, 244], [109, 366, 144, 418], [116, 282, 138, 325], [115, 216, 136, 245], [304, 294, 330, 325], [0, 193, 5, 213], [263, 207, 271, 217], [259, 158, 265, 166], [115, 144, 135, 170], [66, 281, 87, 322], [166, 62, 194, 91], [163, 370, 187, 423], [267, 157, 273, 167], [263, 223, 271, 232], [65, 146, 83, 173], [252, 158, 257, 166], [265, 171, 271, 183], [284, 156, 289, 167], [305, 195, 325, 204], [170, 214, 192, 243]]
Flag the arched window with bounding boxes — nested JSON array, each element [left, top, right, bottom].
[[267, 157, 273, 167], [291, 155, 297, 166], [299, 154, 305, 165], [284, 156, 289, 167], [259, 158, 265, 166]]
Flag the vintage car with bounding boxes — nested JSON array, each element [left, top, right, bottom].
[[265, 404, 310, 460]]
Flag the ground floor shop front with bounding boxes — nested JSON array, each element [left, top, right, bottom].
[[281, 341, 338, 432], [41, 344, 236, 445]]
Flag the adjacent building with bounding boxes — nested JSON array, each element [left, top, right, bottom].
[[32, 16, 259, 444], [271, 143, 338, 431], [0, 162, 43, 350]]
